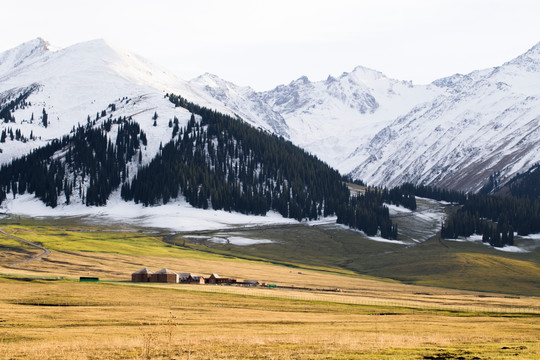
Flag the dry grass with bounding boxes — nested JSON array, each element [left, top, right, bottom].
[[1, 221, 539, 359], [2, 247, 539, 315], [0, 279, 539, 359]]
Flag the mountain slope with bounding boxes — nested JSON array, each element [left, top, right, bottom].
[[0, 38, 233, 165], [2, 38, 539, 195], [349, 42, 540, 192], [192, 43, 540, 192], [191, 67, 443, 169], [190, 73, 290, 138]]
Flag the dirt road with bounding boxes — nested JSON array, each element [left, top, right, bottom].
[[0, 228, 51, 267]]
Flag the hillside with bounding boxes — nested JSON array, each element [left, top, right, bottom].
[[0, 38, 233, 165], [193, 43, 540, 192]]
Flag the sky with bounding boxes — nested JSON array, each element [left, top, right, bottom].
[[2, 0, 539, 91]]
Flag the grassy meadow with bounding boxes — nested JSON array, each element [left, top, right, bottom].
[[0, 214, 539, 359]]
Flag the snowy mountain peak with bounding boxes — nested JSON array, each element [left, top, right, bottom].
[[190, 72, 289, 137], [431, 73, 468, 88], [0, 37, 238, 165], [348, 65, 387, 81], [291, 75, 311, 86], [192, 72, 251, 92], [522, 41, 540, 58], [503, 41, 540, 72], [0, 37, 52, 77], [194, 72, 224, 84]]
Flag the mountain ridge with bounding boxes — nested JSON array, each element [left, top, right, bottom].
[[190, 42, 540, 192], [1, 38, 539, 194]]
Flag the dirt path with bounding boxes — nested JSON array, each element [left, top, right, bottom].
[[0, 228, 51, 267]]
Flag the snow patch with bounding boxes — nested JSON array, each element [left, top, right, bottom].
[[364, 235, 408, 245], [333, 223, 408, 245], [209, 236, 274, 246], [384, 203, 412, 215], [1, 193, 298, 232], [445, 233, 531, 253], [521, 233, 540, 240]]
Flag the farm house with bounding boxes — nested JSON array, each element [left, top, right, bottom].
[[131, 268, 154, 282], [150, 268, 179, 283], [188, 274, 206, 284], [177, 272, 191, 283], [207, 273, 236, 285], [178, 273, 206, 284]]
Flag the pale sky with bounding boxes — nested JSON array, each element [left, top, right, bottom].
[[2, 0, 539, 91]]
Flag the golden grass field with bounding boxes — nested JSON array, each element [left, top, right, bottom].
[[1, 220, 539, 359]]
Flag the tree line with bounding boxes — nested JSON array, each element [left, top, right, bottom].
[[440, 191, 540, 247], [336, 189, 398, 239], [0, 116, 144, 207], [122, 95, 352, 222], [0, 93, 406, 240]]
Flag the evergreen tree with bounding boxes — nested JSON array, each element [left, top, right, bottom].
[[42, 108, 48, 128]]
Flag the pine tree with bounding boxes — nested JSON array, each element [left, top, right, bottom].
[[42, 108, 48, 128]]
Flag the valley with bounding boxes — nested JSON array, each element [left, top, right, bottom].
[[1, 206, 539, 359], [0, 36, 539, 359]]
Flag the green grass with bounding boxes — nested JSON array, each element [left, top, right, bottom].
[[1, 223, 226, 262], [1, 213, 539, 296], [169, 223, 540, 296], [170, 223, 401, 274], [347, 237, 540, 295]]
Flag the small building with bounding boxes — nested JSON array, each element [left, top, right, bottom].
[[207, 273, 221, 284], [178, 273, 206, 284], [131, 268, 154, 282], [150, 268, 179, 283], [177, 272, 191, 283], [187, 274, 205, 284], [207, 273, 236, 285]]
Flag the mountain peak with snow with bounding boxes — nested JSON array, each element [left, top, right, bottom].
[[0, 37, 53, 77], [348, 65, 387, 81], [1, 37, 540, 194], [191, 72, 254, 93], [0, 37, 236, 164], [502, 41, 540, 73]]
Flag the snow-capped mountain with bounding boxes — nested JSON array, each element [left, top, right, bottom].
[[189, 73, 289, 137], [190, 66, 443, 169], [192, 44, 540, 192], [348, 42, 540, 192], [0, 38, 232, 164], [1, 38, 539, 194]]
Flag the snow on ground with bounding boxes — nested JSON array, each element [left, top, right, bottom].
[[446, 233, 533, 253], [333, 223, 408, 245], [1, 193, 298, 232], [389, 198, 447, 244], [522, 233, 540, 240], [208, 236, 274, 246], [384, 203, 412, 216], [306, 216, 338, 226], [364, 235, 408, 245]]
